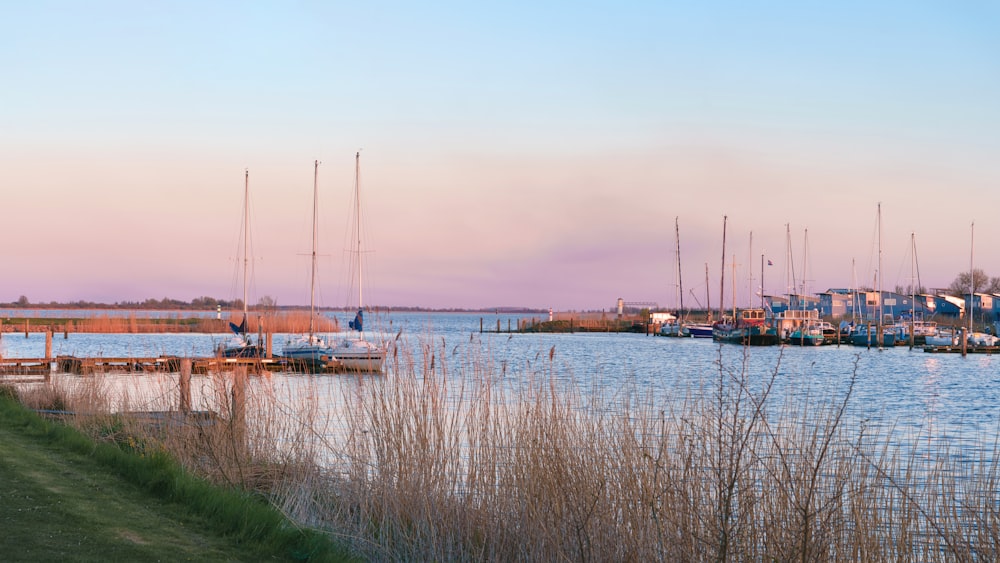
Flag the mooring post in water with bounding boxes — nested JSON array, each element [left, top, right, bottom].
[[25, 318, 29, 338], [480, 318, 483, 334], [265, 332, 273, 359], [45, 331, 52, 360], [179, 359, 192, 414], [961, 328, 968, 357], [496, 319, 500, 333], [64, 325, 68, 339], [231, 365, 248, 447], [867, 323, 873, 350], [508, 318, 511, 333]]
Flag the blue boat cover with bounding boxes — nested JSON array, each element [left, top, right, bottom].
[[229, 318, 247, 335], [348, 309, 364, 332]]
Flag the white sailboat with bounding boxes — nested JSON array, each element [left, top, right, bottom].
[[218, 169, 265, 358], [282, 160, 335, 370], [335, 151, 386, 372]]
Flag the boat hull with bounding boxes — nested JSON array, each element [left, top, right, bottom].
[[282, 346, 334, 372], [850, 332, 896, 347], [334, 338, 386, 372], [713, 327, 779, 346], [787, 333, 824, 346], [686, 324, 714, 338]]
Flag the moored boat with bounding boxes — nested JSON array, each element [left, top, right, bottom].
[[685, 323, 714, 338], [787, 324, 824, 346], [849, 324, 896, 347], [218, 170, 266, 359], [968, 332, 999, 347], [925, 327, 959, 347], [334, 152, 386, 372], [282, 160, 334, 371], [712, 309, 779, 346]]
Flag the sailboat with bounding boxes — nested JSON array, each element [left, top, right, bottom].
[[787, 228, 825, 346], [660, 217, 686, 336], [964, 223, 998, 348], [850, 203, 895, 348], [282, 160, 335, 371], [217, 169, 265, 359], [334, 152, 386, 372]]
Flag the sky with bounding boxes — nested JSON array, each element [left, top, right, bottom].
[[1, 1, 999, 311]]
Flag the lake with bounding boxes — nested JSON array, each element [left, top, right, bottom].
[[3, 311, 998, 459]]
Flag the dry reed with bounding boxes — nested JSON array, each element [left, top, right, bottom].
[[3, 310, 342, 334]]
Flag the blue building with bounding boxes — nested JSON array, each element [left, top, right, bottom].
[[922, 294, 963, 318]]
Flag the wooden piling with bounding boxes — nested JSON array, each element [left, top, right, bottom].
[[961, 328, 968, 357], [45, 331, 53, 360], [231, 365, 247, 446], [480, 318, 483, 334], [867, 323, 872, 350], [179, 359, 192, 414], [265, 332, 273, 358], [25, 318, 29, 338]]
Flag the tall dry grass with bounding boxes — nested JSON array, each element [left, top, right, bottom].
[[11, 339, 1000, 561], [311, 341, 1000, 561]]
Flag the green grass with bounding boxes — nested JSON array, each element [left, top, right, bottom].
[[0, 393, 351, 562]]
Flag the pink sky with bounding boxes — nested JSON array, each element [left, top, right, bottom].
[[2, 3, 998, 310]]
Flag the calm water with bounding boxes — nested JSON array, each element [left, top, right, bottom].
[[4, 311, 999, 457]]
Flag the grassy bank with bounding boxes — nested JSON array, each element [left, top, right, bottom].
[[0, 387, 350, 562]]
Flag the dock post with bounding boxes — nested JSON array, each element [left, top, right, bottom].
[[25, 318, 29, 338], [496, 319, 500, 333], [867, 323, 872, 350], [480, 318, 483, 334], [231, 365, 248, 449], [508, 318, 511, 333], [45, 331, 53, 360], [961, 328, 968, 357], [64, 324, 68, 339], [179, 359, 192, 414], [265, 332, 273, 359]]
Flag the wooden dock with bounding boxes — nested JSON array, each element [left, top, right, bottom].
[[0, 355, 346, 377], [923, 345, 1000, 354]]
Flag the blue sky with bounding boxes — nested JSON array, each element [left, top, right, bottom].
[[2, 1, 999, 310]]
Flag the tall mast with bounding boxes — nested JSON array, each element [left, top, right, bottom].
[[877, 203, 883, 348], [761, 253, 765, 309], [309, 160, 319, 337], [747, 231, 753, 310], [242, 169, 250, 328], [910, 232, 915, 347], [785, 224, 797, 305], [851, 258, 858, 324], [970, 221, 975, 335], [801, 228, 809, 302], [675, 217, 684, 318], [719, 215, 727, 322], [354, 151, 363, 310], [705, 263, 711, 323], [731, 254, 737, 320]]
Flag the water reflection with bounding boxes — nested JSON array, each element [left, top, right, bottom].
[[5, 312, 1000, 460]]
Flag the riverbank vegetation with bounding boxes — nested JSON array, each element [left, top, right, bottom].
[[0, 385, 348, 561], [6, 341, 1000, 560]]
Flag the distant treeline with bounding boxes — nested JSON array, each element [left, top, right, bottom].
[[1, 295, 550, 314]]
